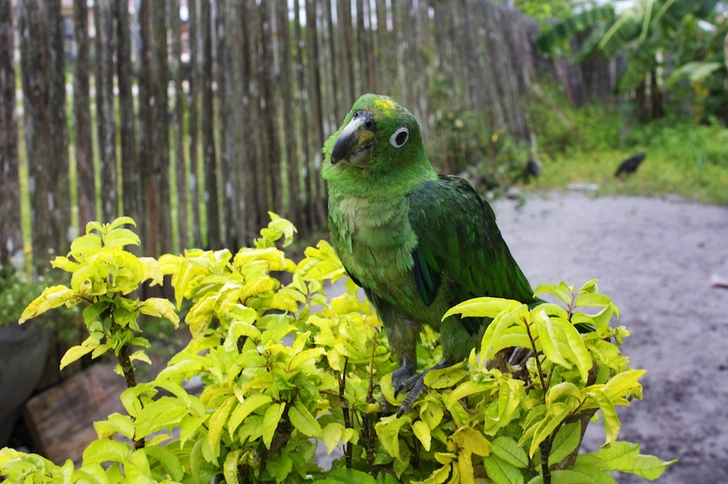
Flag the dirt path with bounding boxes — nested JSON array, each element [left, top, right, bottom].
[[493, 192, 728, 483]]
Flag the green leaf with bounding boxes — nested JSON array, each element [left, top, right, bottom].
[[70, 233, 103, 256], [375, 415, 409, 459], [19, 285, 77, 323], [223, 449, 242, 484], [288, 400, 323, 438], [289, 348, 325, 371], [442, 297, 520, 320], [320, 468, 379, 484], [556, 318, 592, 382], [533, 283, 573, 304], [60, 337, 100, 370], [603, 369, 645, 400], [491, 437, 528, 469], [450, 426, 491, 457], [207, 396, 235, 459], [577, 441, 676, 480], [527, 469, 598, 484], [483, 454, 524, 484], [262, 402, 285, 449], [569, 466, 617, 484], [412, 420, 432, 451], [139, 298, 180, 328], [228, 394, 273, 438], [82, 440, 132, 466], [532, 310, 570, 368], [529, 408, 572, 458], [107, 216, 137, 230], [411, 464, 451, 484], [144, 446, 184, 482], [322, 422, 344, 454], [423, 364, 468, 389], [588, 389, 620, 447], [549, 422, 582, 466]]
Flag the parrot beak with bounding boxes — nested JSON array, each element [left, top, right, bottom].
[[331, 111, 375, 167]]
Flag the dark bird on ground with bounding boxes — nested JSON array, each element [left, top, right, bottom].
[[615, 153, 646, 177], [524, 159, 542, 180], [322, 94, 544, 417]]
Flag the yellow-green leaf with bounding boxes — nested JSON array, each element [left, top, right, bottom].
[[483, 454, 524, 484], [139, 298, 179, 328], [450, 426, 490, 457], [288, 400, 322, 438], [411, 464, 451, 484], [262, 403, 285, 449], [589, 389, 619, 447], [207, 396, 235, 459], [288, 348, 325, 371], [549, 422, 582, 466], [223, 449, 242, 484], [228, 394, 273, 438], [491, 437, 528, 469], [60, 337, 100, 370], [413, 420, 432, 451], [322, 422, 344, 454], [442, 297, 520, 321], [424, 364, 467, 389]]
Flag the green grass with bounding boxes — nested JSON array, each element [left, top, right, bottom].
[[524, 102, 728, 205]]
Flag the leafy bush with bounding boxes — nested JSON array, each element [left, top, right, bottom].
[[1, 216, 674, 483]]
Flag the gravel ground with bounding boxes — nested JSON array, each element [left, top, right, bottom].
[[325, 192, 728, 482]]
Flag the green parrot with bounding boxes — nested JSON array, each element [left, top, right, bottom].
[[322, 94, 538, 417]]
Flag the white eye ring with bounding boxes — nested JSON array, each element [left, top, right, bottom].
[[389, 127, 409, 148]]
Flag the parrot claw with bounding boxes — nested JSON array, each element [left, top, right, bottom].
[[395, 372, 427, 418]]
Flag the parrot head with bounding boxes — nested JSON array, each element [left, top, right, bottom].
[[323, 94, 432, 185]]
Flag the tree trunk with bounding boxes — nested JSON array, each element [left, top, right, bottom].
[[201, 0, 220, 249], [153, 0, 172, 254], [116, 0, 141, 236], [188, 0, 202, 248], [73, 0, 95, 230], [650, 69, 664, 120], [169, 0, 188, 250], [356, 0, 369, 93], [293, 0, 312, 235], [260, 2, 282, 216], [0, 0, 21, 264], [47, 0, 72, 254], [138, 0, 157, 255], [276, 0, 300, 231]]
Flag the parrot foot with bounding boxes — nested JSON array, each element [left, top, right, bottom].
[[394, 360, 450, 418]]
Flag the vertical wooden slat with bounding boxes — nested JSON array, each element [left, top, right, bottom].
[[153, 0, 173, 254], [337, 0, 355, 109], [306, 0, 326, 226], [244, 0, 269, 231], [169, 0, 188, 250], [276, 0, 301, 231], [260, 1, 282, 216], [138, 0, 157, 255], [293, 0, 313, 235], [19, 0, 58, 264], [226, 0, 248, 246], [323, 0, 340, 123], [116, 0, 141, 235], [73, 0, 95, 230], [216, 0, 233, 247], [0, 0, 21, 264], [48, 0, 72, 253], [94, 0, 118, 223], [201, 0, 221, 249], [188, 0, 202, 248]]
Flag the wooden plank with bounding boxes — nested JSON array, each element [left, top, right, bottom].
[[22, 363, 127, 465]]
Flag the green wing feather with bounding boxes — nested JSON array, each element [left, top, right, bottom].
[[408, 175, 537, 309]]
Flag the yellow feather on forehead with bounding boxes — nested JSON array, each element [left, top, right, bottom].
[[373, 98, 396, 111]]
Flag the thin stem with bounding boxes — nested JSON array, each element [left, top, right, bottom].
[[340, 357, 352, 468]]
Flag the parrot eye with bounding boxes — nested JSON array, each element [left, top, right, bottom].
[[390, 127, 409, 148]]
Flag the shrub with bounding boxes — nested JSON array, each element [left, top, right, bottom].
[[1, 216, 674, 483]]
